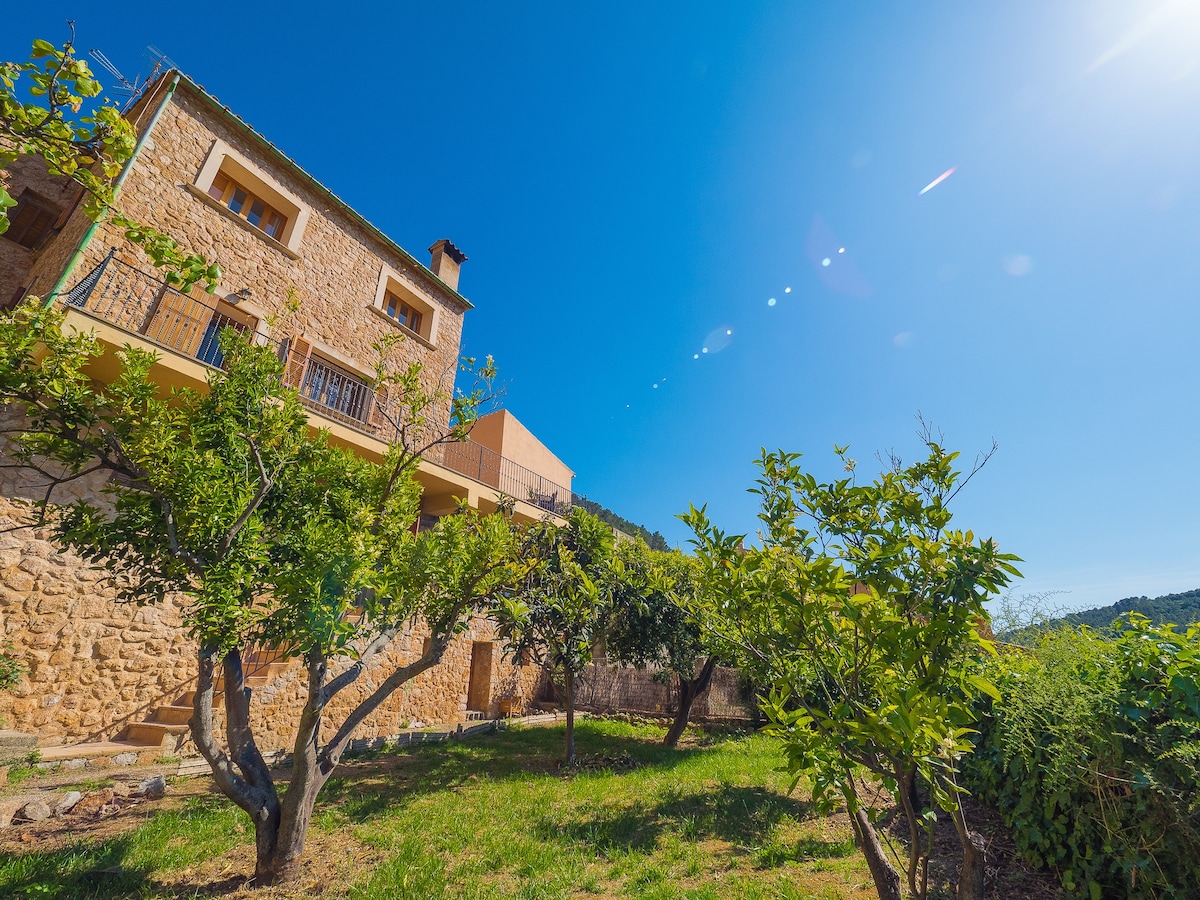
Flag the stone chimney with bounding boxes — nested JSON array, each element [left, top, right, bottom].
[[428, 239, 468, 292]]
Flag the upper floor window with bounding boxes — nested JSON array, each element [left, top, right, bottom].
[[372, 267, 439, 346], [190, 139, 309, 255], [206, 171, 288, 239], [384, 290, 423, 334], [2, 190, 59, 250]]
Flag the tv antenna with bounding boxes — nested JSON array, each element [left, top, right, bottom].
[[88, 48, 138, 102], [87, 46, 179, 112], [144, 45, 178, 78]]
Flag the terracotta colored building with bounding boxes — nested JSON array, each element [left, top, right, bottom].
[[0, 71, 571, 761]]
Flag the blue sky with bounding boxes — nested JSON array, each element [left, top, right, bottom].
[[7, 2, 1200, 612]]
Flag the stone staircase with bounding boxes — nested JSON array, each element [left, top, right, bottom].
[[38, 649, 293, 766]]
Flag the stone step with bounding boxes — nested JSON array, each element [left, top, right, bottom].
[[38, 740, 158, 762], [150, 704, 193, 726], [121, 721, 188, 748]]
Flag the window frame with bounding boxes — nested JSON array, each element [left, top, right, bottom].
[[372, 266, 439, 347], [190, 140, 309, 255]]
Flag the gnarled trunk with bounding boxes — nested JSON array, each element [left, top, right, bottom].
[[663, 656, 718, 748]]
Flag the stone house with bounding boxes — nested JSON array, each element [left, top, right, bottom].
[[0, 70, 572, 760]]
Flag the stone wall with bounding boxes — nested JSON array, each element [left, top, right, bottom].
[[0, 494, 198, 743], [0, 486, 544, 748], [0, 155, 84, 305], [570, 661, 755, 721]]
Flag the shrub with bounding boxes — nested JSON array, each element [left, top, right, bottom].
[[965, 614, 1200, 898], [0, 639, 25, 691]]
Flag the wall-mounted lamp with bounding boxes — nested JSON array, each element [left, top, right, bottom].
[[228, 288, 252, 305]]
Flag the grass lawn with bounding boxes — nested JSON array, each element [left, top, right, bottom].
[[0, 719, 875, 899]]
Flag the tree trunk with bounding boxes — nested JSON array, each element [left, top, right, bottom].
[[950, 802, 987, 900], [664, 656, 718, 748], [896, 766, 926, 899], [256, 791, 316, 885], [850, 805, 903, 900], [564, 668, 577, 767]]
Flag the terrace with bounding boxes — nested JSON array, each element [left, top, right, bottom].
[[61, 252, 571, 518]]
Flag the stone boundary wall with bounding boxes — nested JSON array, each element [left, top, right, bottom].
[[569, 661, 754, 721], [0, 488, 545, 750]]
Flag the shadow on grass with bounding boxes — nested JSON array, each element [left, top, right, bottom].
[[0, 836, 156, 900], [318, 719, 717, 824], [533, 782, 812, 855]]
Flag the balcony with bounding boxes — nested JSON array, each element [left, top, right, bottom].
[[62, 254, 570, 517]]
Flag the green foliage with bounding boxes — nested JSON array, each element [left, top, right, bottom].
[[605, 541, 706, 680], [1, 34, 219, 291], [0, 638, 25, 691], [498, 508, 615, 678], [683, 437, 1019, 899], [0, 296, 513, 879], [964, 614, 1200, 898]]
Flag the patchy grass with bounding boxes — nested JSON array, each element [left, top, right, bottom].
[[0, 720, 875, 899]]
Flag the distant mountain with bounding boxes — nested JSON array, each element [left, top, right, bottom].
[[571, 495, 670, 552], [1063, 587, 1200, 631]]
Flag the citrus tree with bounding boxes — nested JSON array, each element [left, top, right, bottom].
[[682, 436, 1020, 900], [0, 302, 515, 884], [495, 508, 614, 766], [604, 541, 723, 747]]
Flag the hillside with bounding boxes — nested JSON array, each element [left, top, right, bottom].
[[1064, 586, 1200, 630], [570, 496, 670, 551]]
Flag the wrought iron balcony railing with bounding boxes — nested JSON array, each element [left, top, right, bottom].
[[63, 253, 571, 516]]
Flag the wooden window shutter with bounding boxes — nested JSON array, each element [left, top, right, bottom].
[[282, 336, 313, 389]]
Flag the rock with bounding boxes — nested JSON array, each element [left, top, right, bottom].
[[60, 758, 87, 770], [72, 789, 114, 817], [134, 774, 167, 800], [20, 800, 51, 822], [0, 800, 22, 828], [98, 803, 120, 817], [54, 791, 82, 816], [109, 782, 132, 799], [111, 752, 138, 767]]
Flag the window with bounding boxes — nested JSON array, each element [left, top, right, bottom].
[[384, 290, 423, 334], [281, 336, 378, 428], [2, 191, 59, 249], [372, 267, 439, 346], [191, 140, 309, 253], [206, 171, 288, 239]]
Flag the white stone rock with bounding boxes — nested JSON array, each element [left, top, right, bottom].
[[54, 791, 82, 816]]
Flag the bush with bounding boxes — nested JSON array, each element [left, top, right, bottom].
[[964, 614, 1200, 898], [0, 639, 24, 691]]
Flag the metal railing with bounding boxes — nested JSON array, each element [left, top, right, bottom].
[[64, 253, 572, 516], [429, 439, 571, 515], [64, 250, 265, 365]]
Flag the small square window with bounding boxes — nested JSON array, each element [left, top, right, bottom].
[[384, 291, 423, 334], [2, 191, 60, 250], [205, 170, 287, 239]]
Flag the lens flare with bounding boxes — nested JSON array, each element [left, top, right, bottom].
[[918, 167, 956, 196]]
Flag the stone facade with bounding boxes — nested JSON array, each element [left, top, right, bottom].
[[0, 71, 553, 751]]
